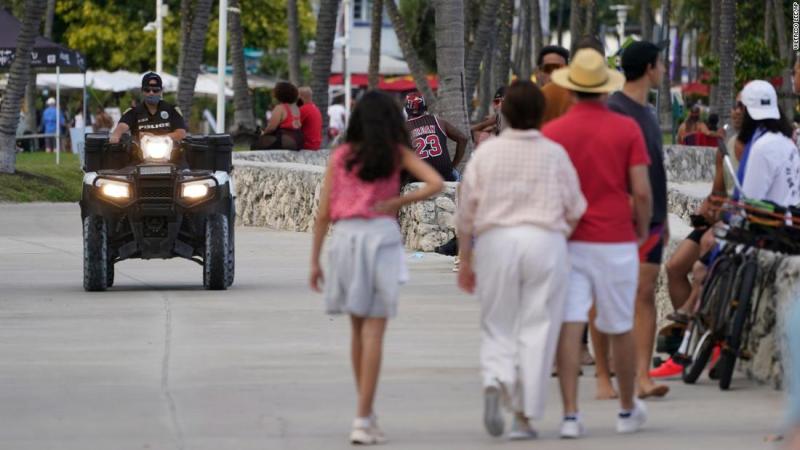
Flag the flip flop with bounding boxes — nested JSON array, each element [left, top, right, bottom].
[[637, 384, 670, 399]]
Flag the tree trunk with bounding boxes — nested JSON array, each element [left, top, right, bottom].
[[764, 0, 773, 47], [287, 0, 302, 85], [530, 0, 543, 74], [717, 0, 735, 128], [177, 0, 194, 78], [772, 0, 793, 119], [556, 0, 566, 46], [368, 0, 383, 90], [229, 0, 255, 133], [43, 0, 54, 38], [23, 0, 55, 137], [177, 0, 213, 121], [709, 0, 720, 113], [0, 0, 46, 174], [478, 35, 494, 120], [658, 0, 671, 134], [640, 0, 653, 41], [434, 0, 471, 164], [583, 0, 595, 37], [569, 0, 582, 54], [463, 0, 501, 112], [493, 0, 513, 89], [386, 0, 436, 103], [310, 0, 340, 140]]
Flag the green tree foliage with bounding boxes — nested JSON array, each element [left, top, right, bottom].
[[52, 0, 314, 73]]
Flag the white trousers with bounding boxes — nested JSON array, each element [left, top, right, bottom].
[[474, 226, 569, 419]]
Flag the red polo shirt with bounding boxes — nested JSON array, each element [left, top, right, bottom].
[[542, 101, 650, 243], [299, 102, 323, 150]]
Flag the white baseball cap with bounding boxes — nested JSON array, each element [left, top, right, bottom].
[[741, 80, 779, 120], [46, 97, 55, 106]]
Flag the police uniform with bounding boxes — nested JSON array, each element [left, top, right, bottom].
[[119, 100, 186, 139]]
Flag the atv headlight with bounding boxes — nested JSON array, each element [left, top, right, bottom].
[[95, 178, 131, 199], [181, 179, 216, 199], [141, 135, 173, 161]]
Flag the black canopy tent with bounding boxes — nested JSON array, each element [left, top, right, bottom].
[[0, 8, 86, 163]]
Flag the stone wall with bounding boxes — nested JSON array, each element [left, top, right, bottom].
[[664, 145, 716, 183], [399, 183, 458, 251], [235, 150, 330, 167]]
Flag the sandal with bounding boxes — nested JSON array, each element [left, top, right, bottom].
[[666, 311, 691, 324]]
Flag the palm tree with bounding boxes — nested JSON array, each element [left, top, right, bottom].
[[516, 0, 531, 79], [717, 0, 735, 128], [583, 0, 596, 37], [434, 0, 471, 161], [177, 0, 193, 78], [640, 0, 653, 41], [568, 0, 582, 54], [368, 0, 383, 90], [771, 0, 792, 118], [657, 0, 671, 133], [493, 0, 513, 90], [386, 0, 436, 103], [709, 0, 720, 112], [177, 0, 213, 118], [287, 0, 302, 85], [763, 0, 773, 47], [229, 0, 256, 133], [0, 0, 47, 174], [530, 0, 543, 70], [310, 0, 340, 138], [464, 0, 500, 112]]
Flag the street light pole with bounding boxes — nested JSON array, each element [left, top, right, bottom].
[[156, 0, 163, 73], [217, 0, 228, 133], [343, 0, 352, 129]]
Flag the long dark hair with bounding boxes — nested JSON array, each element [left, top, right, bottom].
[[345, 91, 410, 181], [737, 107, 793, 145]]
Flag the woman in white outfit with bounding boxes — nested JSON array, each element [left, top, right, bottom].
[[456, 80, 587, 440]]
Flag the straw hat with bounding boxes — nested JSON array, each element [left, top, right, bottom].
[[551, 48, 625, 94]]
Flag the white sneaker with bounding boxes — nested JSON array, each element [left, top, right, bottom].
[[452, 256, 460, 272], [508, 414, 538, 440], [483, 386, 505, 437], [616, 399, 648, 434], [560, 414, 585, 439], [350, 416, 387, 445]]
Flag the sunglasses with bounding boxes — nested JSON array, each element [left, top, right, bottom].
[[542, 63, 565, 74], [735, 101, 744, 110], [493, 98, 503, 105], [143, 87, 162, 93]]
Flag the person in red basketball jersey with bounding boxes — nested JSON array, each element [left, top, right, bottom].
[[404, 92, 467, 182]]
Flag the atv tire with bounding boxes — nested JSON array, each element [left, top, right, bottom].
[[83, 216, 109, 292], [203, 214, 233, 290]]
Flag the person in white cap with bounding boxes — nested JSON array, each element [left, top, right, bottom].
[[41, 97, 64, 153], [736, 79, 800, 206]]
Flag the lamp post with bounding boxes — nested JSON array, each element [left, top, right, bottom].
[[217, 0, 228, 133], [610, 4, 632, 46], [343, 0, 352, 129], [156, 0, 163, 73]]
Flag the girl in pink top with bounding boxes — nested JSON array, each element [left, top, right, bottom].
[[310, 91, 443, 445]]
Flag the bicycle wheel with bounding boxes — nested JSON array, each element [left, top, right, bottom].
[[718, 259, 759, 391], [682, 322, 714, 384]]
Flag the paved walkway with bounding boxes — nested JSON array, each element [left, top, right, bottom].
[[0, 203, 785, 450]]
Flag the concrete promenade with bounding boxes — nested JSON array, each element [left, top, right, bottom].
[[0, 203, 785, 450]]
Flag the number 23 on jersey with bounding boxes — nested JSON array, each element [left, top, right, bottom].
[[413, 135, 444, 159]]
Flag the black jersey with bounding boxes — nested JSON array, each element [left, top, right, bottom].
[[119, 101, 186, 140], [405, 114, 455, 181]]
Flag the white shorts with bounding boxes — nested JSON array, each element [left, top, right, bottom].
[[564, 242, 639, 334]]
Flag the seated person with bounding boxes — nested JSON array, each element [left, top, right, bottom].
[[404, 92, 467, 182], [470, 86, 505, 145], [298, 86, 323, 150], [677, 105, 710, 145], [252, 81, 304, 150]]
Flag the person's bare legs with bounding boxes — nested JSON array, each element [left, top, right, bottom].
[[350, 315, 364, 392], [557, 322, 586, 415], [590, 307, 618, 400], [356, 317, 388, 418], [634, 263, 669, 398], [609, 330, 637, 411], [665, 239, 700, 312]]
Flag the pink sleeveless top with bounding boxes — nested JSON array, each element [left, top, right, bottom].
[[329, 144, 401, 221]]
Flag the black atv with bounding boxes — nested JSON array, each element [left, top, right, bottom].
[[80, 133, 235, 291]]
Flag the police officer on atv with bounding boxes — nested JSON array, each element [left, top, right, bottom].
[[109, 72, 187, 146]]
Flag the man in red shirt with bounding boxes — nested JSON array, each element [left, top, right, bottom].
[[542, 49, 653, 438], [298, 86, 323, 150]]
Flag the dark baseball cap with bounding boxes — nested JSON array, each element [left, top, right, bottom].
[[621, 40, 668, 72], [494, 86, 506, 100], [142, 72, 163, 89]]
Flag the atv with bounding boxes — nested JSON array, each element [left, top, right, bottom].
[[79, 133, 235, 291]]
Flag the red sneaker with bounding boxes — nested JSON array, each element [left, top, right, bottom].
[[648, 357, 683, 378]]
